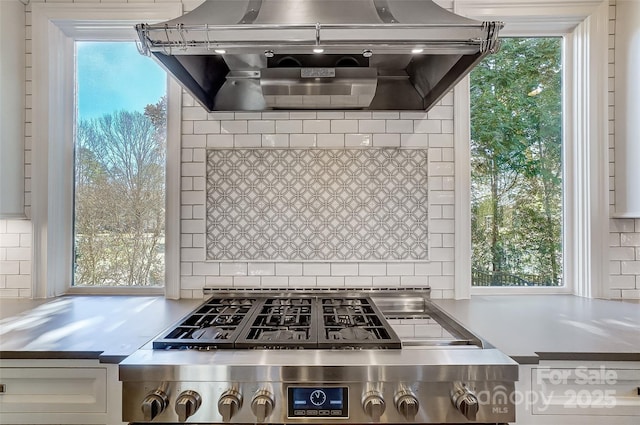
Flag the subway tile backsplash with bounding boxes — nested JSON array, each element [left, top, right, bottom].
[[180, 94, 455, 299]]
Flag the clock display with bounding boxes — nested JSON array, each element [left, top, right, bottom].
[[287, 387, 349, 418]]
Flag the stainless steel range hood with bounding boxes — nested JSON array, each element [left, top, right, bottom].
[[136, 0, 502, 111]]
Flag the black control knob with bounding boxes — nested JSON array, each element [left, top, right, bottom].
[[218, 388, 243, 422], [451, 384, 479, 421], [141, 389, 169, 421], [394, 389, 419, 419], [362, 390, 386, 421], [251, 389, 274, 422], [175, 390, 202, 422]]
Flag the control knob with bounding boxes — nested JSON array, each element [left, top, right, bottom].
[[175, 390, 202, 422], [141, 389, 169, 421], [451, 384, 479, 421], [218, 388, 243, 422], [251, 389, 274, 422], [394, 388, 419, 419], [362, 390, 386, 421]]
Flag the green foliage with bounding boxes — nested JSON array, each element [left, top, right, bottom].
[[471, 38, 563, 286], [74, 98, 167, 286]]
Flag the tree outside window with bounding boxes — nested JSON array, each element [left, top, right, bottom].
[[73, 42, 167, 287], [470, 38, 563, 287]]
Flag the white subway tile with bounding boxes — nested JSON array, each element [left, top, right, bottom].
[[235, 112, 262, 120], [193, 262, 221, 276], [289, 112, 316, 119], [5, 220, 31, 234], [429, 162, 454, 176], [331, 120, 358, 133], [387, 263, 414, 276], [181, 219, 204, 234], [400, 276, 428, 286], [610, 275, 636, 289], [205, 276, 233, 287], [207, 134, 234, 148], [373, 276, 400, 287], [429, 134, 454, 147], [261, 276, 289, 287], [182, 135, 206, 148], [345, 276, 373, 286], [610, 247, 635, 260], [317, 134, 345, 147], [194, 121, 221, 134], [303, 120, 330, 133], [372, 133, 400, 147], [621, 261, 640, 275], [415, 262, 442, 275], [302, 263, 331, 276], [234, 134, 262, 148], [345, 112, 372, 119], [359, 263, 386, 276], [0, 261, 20, 275], [209, 112, 235, 120], [317, 276, 345, 287], [182, 276, 206, 289], [220, 263, 248, 275], [386, 120, 413, 133], [183, 107, 207, 121], [401, 134, 428, 148], [248, 262, 275, 275], [262, 112, 289, 120], [359, 120, 386, 133], [428, 275, 454, 289], [345, 134, 372, 147], [427, 106, 454, 120], [620, 233, 640, 246], [6, 248, 30, 261], [233, 276, 261, 287], [182, 162, 205, 177], [331, 263, 358, 276], [262, 134, 289, 147], [0, 234, 20, 248], [6, 275, 31, 289], [181, 262, 193, 276], [276, 263, 303, 276], [275, 120, 303, 133], [290, 276, 317, 287], [248, 120, 275, 133], [373, 112, 399, 119], [221, 120, 248, 134], [290, 134, 317, 147], [414, 120, 441, 133], [429, 248, 455, 262], [610, 219, 635, 232], [317, 112, 344, 119]]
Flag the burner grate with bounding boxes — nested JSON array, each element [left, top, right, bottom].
[[235, 298, 318, 349], [152, 298, 261, 349], [318, 298, 402, 349]]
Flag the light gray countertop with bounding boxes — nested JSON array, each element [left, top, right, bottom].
[[0, 296, 201, 363], [0, 295, 638, 364], [434, 295, 640, 363]]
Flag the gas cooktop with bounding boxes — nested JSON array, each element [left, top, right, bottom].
[[120, 289, 518, 424], [153, 295, 401, 350]]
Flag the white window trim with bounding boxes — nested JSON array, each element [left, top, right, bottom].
[[31, 2, 183, 298], [453, 0, 610, 298]]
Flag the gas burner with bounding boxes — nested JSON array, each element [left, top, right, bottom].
[[328, 327, 375, 341]]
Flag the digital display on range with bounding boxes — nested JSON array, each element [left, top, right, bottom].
[[287, 387, 349, 418]]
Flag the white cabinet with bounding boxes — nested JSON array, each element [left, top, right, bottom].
[[0, 0, 26, 218], [515, 361, 640, 424], [0, 359, 124, 425]]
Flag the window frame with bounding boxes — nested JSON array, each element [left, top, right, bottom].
[[453, 0, 610, 298], [30, 3, 182, 298]]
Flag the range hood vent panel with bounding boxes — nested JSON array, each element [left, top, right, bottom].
[[137, 0, 502, 111]]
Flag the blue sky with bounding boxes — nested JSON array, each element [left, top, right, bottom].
[[76, 42, 166, 120]]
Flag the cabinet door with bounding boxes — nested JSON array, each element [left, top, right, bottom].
[[0, 367, 107, 413], [531, 367, 640, 416], [0, 0, 26, 218]]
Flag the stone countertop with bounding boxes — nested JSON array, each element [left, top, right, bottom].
[[0, 295, 638, 364], [0, 296, 201, 363], [434, 295, 640, 364]]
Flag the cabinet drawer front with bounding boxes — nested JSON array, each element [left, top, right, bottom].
[[0, 367, 107, 413], [531, 367, 640, 416]]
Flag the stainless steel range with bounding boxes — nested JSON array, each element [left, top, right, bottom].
[[120, 289, 518, 424]]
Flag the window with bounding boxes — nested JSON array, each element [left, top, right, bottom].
[[470, 38, 563, 288], [73, 42, 167, 287], [30, 3, 181, 297]]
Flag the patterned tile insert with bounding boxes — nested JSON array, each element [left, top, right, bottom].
[[206, 149, 428, 261]]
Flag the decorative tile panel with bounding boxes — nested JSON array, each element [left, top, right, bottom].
[[206, 149, 428, 261]]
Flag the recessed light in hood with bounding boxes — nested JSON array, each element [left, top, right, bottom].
[[136, 0, 503, 111]]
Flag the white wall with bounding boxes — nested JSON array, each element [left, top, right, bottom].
[[0, 0, 637, 300], [607, 0, 640, 299]]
